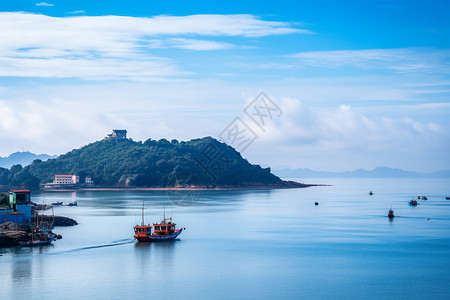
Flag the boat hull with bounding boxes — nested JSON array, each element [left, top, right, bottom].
[[136, 229, 183, 242], [21, 240, 54, 247], [21, 234, 56, 247]]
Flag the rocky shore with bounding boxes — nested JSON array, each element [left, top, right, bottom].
[[0, 222, 30, 247], [38, 215, 78, 227], [0, 215, 77, 247]]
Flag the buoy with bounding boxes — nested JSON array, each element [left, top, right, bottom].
[[427, 218, 430, 221]]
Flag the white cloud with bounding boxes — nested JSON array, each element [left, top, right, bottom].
[[290, 48, 450, 73], [0, 12, 308, 79], [245, 96, 450, 171], [0, 57, 188, 80], [167, 38, 234, 51], [36, 2, 53, 7]]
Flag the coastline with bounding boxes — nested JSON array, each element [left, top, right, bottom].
[[38, 182, 327, 192]]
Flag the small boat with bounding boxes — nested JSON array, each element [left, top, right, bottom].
[[67, 201, 77, 206], [21, 210, 56, 247], [314, 202, 319, 206], [388, 209, 394, 218], [422, 196, 427, 200], [21, 230, 56, 247], [409, 200, 418, 206], [369, 191, 373, 195], [51, 201, 63, 206], [417, 196, 421, 200], [134, 204, 184, 242], [446, 197, 450, 200]]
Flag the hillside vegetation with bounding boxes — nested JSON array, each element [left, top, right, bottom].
[[0, 137, 300, 190]]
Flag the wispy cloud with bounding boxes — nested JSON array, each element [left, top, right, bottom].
[[290, 48, 450, 73], [35, 2, 53, 7], [67, 10, 86, 14], [0, 12, 308, 79], [0, 57, 189, 80], [167, 38, 234, 50]]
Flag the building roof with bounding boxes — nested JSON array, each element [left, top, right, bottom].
[[113, 129, 127, 133], [55, 175, 74, 177], [10, 189, 31, 193]]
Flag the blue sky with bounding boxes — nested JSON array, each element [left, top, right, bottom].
[[0, 1, 449, 172]]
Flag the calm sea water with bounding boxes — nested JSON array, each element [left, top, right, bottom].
[[1, 178, 450, 299]]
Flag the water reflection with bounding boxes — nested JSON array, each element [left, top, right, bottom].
[[133, 240, 179, 279], [35, 189, 274, 211], [10, 247, 33, 285]]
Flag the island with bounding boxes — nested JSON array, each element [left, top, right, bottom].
[[0, 136, 309, 191]]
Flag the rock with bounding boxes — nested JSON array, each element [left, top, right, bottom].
[[5, 231, 29, 240], [38, 215, 78, 227], [0, 231, 30, 247], [0, 221, 31, 232]]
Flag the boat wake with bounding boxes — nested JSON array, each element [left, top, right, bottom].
[[60, 239, 135, 253], [4, 239, 135, 262]]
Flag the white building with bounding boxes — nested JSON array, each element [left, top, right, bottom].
[[85, 176, 94, 186], [53, 175, 79, 185]]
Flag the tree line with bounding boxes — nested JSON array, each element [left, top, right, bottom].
[[0, 137, 280, 190]]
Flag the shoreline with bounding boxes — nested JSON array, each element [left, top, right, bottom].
[[37, 183, 328, 193]]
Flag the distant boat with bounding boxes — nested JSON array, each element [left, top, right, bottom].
[[421, 196, 428, 200], [51, 201, 63, 206], [409, 200, 418, 206], [67, 201, 77, 206], [314, 202, 319, 206], [388, 209, 394, 218], [446, 197, 450, 200], [134, 204, 184, 242], [369, 191, 373, 195]]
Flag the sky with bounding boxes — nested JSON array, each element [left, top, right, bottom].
[[0, 0, 449, 172]]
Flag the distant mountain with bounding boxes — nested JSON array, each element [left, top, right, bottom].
[[0, 151, 57, 169], [274, 167, 450, 178], [0, 137, 305, 190]]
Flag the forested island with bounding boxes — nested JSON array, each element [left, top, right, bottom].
[[0, 137, 306, 191]]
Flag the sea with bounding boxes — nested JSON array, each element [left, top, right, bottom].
[[1, 178, 450, 300]]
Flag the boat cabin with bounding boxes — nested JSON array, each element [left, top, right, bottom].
[[153, 218, 176, 236], [133, 225, 152, 239]]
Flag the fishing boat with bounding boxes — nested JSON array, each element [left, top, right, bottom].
[[388, 209, 394, 218], [68, 201, 77, 206], [369, 191, 373, 195], [51, 201, 63, 206], [21, 229, 56, 247], [409, 200, 418, 206], [133, 205, 184, 242], [21, 208, 56, 247], [421, 196, 428, 200]]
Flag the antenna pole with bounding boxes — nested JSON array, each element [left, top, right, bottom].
[[141, 200, 144, 226]]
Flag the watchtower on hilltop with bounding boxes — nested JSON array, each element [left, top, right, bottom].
[[105, 130, 127, 141]]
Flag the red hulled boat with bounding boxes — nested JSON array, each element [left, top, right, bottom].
[[133, 206, 184, 242], [388, 209, 394, 218]]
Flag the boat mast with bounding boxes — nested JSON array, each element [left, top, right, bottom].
[[141, 200, 145, 226]]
